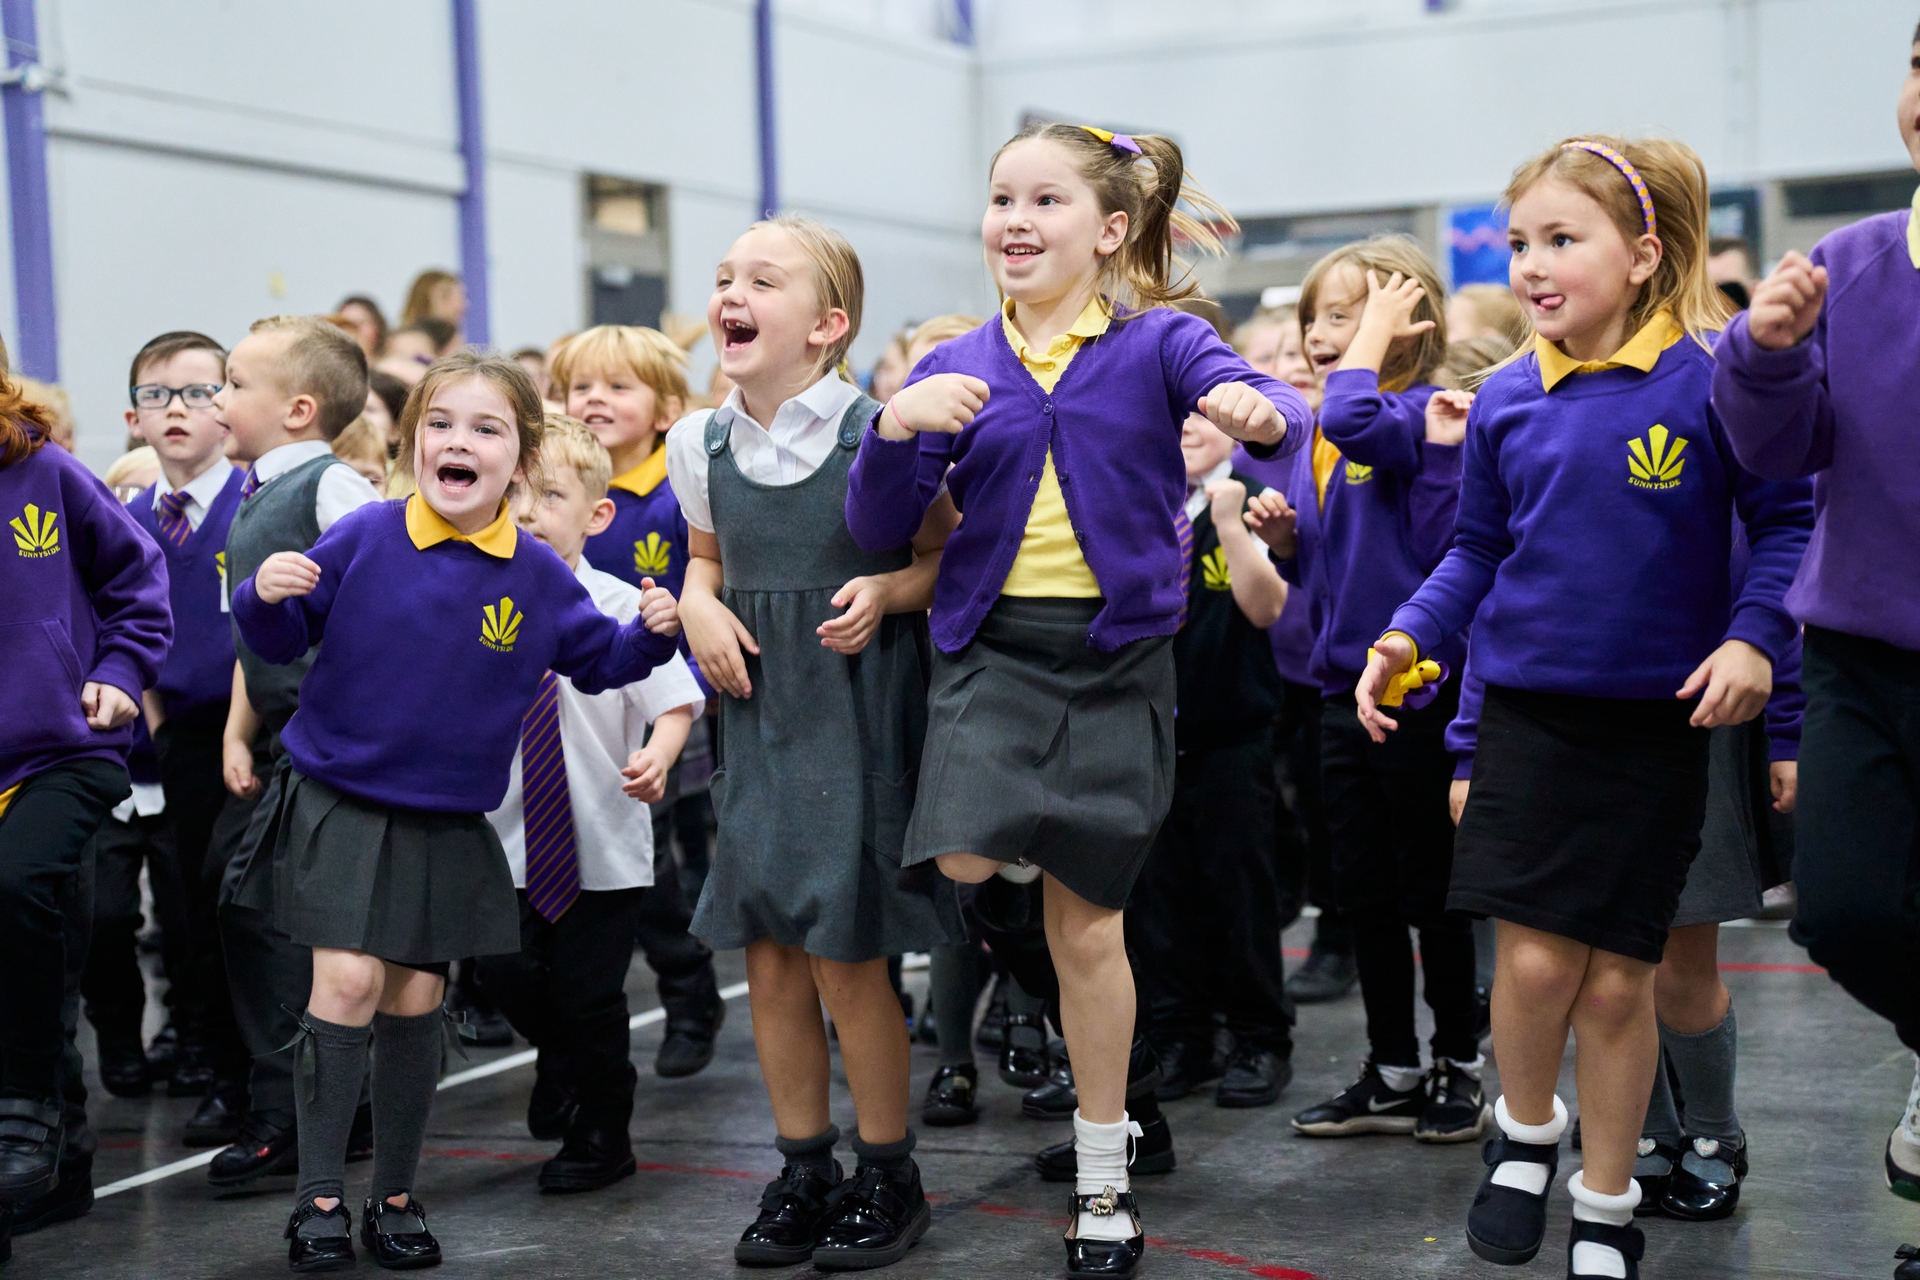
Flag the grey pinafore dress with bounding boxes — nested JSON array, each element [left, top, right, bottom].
[[689, 396, 962, 963]]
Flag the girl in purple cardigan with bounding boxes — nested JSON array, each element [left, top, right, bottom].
[[846, 122, 1310, 1279]]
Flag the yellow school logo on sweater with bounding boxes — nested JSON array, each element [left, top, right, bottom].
[[1344, 461, 1373, 486], [633, 532, 673, 577], [10, 504, 59, 557], [1628, 425, 1689, 490], [1201, 546, 1232, 592], [480, 597, 523, 652]]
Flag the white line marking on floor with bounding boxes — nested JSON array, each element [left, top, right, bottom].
[[95, 980, 753, 1200]]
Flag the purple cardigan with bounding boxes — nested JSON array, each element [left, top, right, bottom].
[[846, 307, 1310, 652]]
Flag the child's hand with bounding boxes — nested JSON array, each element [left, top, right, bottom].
[[1425, 389, 1474, 446], [1242, 490, 1299, 559], [818, 576, 885, 656], [1198, 382, 1284, 448], [223, 735, 261, 799], [81, 682, 138, 731], [621, 747, 668, 804], [1746, 252, 1828, 351], [1449, 778, 1470, 827], [1206, 477, 1249, 532], [1769, 759, 1798, 814], [253, 552, 320, 604], [1678, 639, 1772, 728], [1355, 633, 1417, 743], [681, 593, 759, 699], [882, 374, 990, 439], [1360, 270, 1437, 343], [639, 577, 681, 637]]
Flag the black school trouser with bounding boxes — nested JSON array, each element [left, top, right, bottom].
[[1321, 687, 1479, 1068], [1791, 626, 1920, 1051], [80, 810, 180, 1048], [154, 704, 251, 1085], [1130, 733, 1295, 1055], [0, 759, 128, 1101], [1275, 681, 1348, 951], [483, 889, 646, 1125]]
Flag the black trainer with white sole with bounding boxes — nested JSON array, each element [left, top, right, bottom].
[[1415, 1061, 1491, 1143], [1466, 1134, 1560, 1265], [1291, 1061, 1424, 1137]]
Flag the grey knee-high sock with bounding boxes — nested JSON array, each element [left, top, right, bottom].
[[293, 1013, 372, 1227], [370, 1010, 445, 1201], [1661, 1004, 1741, 1141], [1638, 1049, 1683, 1177], [928, 945, 981, 1069]]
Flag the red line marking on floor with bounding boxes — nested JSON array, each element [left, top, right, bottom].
[[1718, 962, 1826, 974]]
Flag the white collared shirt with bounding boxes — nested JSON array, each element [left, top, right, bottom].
[[152, 458, 235, 532], [664, 374, 863, 534], [487, 562, 705, 891], [1185, 458, 1234, 522], [248, 440, 382, 533]]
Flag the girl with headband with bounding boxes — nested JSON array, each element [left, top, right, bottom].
[[846, 122, 1310, 1279], [1355, 136, 1812, 1280]]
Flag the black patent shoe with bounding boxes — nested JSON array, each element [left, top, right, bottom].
[[97, 1036, 152, 1099], [538, 1124, 636, 1194], [360, 1195, 441, 1269], [1064, 1186, 1145, 1279], [1660, 1132, 1747, 1221], [210, 1112, 299, 1194], [735, 1160, 843, 1266], [285, 1201, 355, 1273], [975, 982, 1009, 1052], [1629, 1137, 1682, 1212], [922, 1064, 979, 1128], [1036, 1114, 1176, 1183], [0, 1099, 63, 1201], [1216, 1046, 1290, 1109], [1896, 1242, 1920, 1279], [999, 1013, 1050, 1089], [183, 1080, 246, 1148], [8, 1151, 92, 1234], [1025, 1056, 1078, 1121], [813, 1161, 931, 1271], [1466, 1133, 1560, 1265], [1567, 1217, 1642, 1279]]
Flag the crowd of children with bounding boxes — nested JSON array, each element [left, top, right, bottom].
[[0, 24, 1918, 1279]]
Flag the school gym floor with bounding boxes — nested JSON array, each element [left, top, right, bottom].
[[19, 918, 1913, 1279]]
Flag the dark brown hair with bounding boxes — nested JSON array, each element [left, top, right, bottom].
[[335, 294, 390, 353], [128, 330, 227, 390]]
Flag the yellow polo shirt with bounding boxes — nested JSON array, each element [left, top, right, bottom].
[[999, 297, 1104, 598], [1535, 311, 1684, 392], [404, 492, 519, 558]]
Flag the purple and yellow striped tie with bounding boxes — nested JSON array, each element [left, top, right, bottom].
[[1174, 504, 1195, 629], [520, 671, 580, 921], [155, 490, 192, 546], [239, 468, 260, 501]]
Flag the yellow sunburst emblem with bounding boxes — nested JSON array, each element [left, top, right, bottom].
[[633, 532, 673, 577], [10, 504, 59, 557], [1628, 424, 1689, 490], [481, 596, 524, 652]]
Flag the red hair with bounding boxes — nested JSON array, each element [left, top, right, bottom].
[[0, 367, 56, 467]]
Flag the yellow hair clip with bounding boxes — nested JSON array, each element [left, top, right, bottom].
[[1078, 125, 1142, 156]]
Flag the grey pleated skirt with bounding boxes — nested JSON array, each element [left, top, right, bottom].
[[241, 769, 521, 966], [903, 597, 1176, 910], [1671, 721, 1776, 928]]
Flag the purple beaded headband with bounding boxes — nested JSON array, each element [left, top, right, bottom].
[[1562, 140, 1657, 237], [1080, 125, 1142, 157]]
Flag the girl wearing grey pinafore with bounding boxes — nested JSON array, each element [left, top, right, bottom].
[[690, 395, 961, 960]]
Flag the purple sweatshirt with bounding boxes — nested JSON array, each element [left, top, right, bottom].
[[1711, 209, 1920, 652], [2, 437, 173, 793], [232, 499, 675, 813], [1230, 445, 1316, 685], [846, 307, 1310, 652], [1388, 339, 1811, 698]]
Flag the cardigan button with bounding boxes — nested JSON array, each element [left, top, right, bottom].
[[1041, 402, 1054, 415]]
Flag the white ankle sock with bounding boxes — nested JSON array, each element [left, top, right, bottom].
[[1378, 1063, 1425, 1093], [1568, 1170, 1640, 1278], [1438, 1054, 1486, 1079], [1490, 1094, 1566, 1196], [1072, 1111, 1141, 1242]]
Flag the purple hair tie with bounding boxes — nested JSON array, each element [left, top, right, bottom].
[[1561, 140, 1657, 237], [1080, 125, 1142, 157]]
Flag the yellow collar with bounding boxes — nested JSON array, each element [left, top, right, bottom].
[[608, 445, 669, 498], [1535, 311, 1684, 392], [1907, 184, 1920, 270], [1000, 295, 1111, 361], [404, 492, 518, 558]]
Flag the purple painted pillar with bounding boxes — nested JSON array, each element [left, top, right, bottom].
[[1, 0, 58, 379], [755, 0, 778, 216], [451, 0, 491, 346]]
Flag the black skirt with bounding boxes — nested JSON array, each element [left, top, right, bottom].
[[903, 597, 1175, 910], [1451, 684, 1710, 963], [241, 768, 521, 966]]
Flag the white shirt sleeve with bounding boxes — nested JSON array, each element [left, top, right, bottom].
[[631, 654, 706, 727], [314, 464, 385, 532], [664, 412, 714, 534]]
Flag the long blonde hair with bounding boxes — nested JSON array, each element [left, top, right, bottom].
[[1298, 236, 1449, 391]]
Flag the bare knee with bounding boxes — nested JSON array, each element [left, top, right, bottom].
[[312, 950, 383, 1016], [935, 851, 1002, 884], [1044, 901, 1125, 979], [1576, 957, 1655, 1032], [1499, 939, 1585, 1010]]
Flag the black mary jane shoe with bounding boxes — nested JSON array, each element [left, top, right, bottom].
[[1567, 1218, 1643, 1280], [812, 1161, 931, 1271], [922, 1064, 980, 1128], [1064, 1186, 1145, 1279], [1466, 1134, 1560, 1265], [1895, 1242, 1920, 1279], [1630, 1137, 1683, 1213], [1659, 1132, 1748, 1221], [285, 1201, 355, 1273], [1036, 1113, 1176, 1183], [1024, 1055, 1079, 1121], [360, 1195, 442, 1269], [735, 1160, 843, 1266]]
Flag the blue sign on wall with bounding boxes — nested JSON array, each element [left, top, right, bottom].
[[1448, 203, 1509, 287]]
